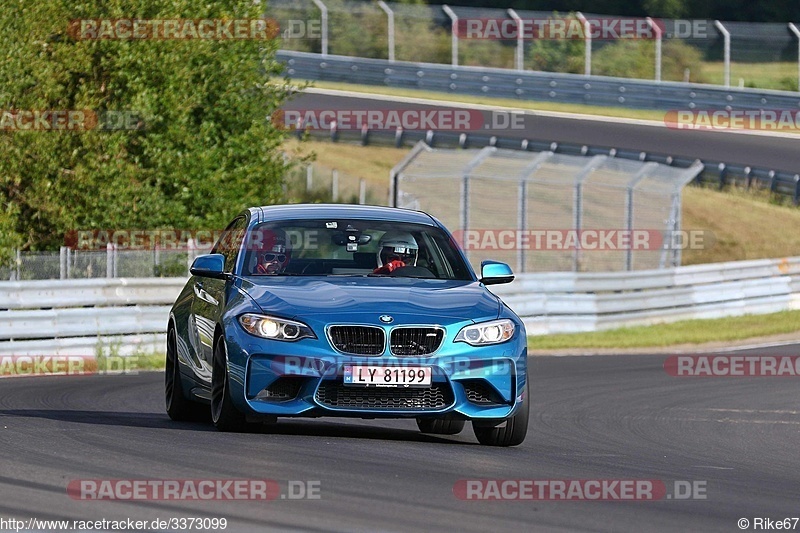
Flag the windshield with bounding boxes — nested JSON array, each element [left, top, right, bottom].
[[240, 218, 473, 281]]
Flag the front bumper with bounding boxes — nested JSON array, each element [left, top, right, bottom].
[[224, 319, 528, 420]]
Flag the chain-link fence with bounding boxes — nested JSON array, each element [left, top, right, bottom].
[[392, 142, 702, 273], [283, 160, 387, 205], [268, 0, 800, 90], [0, 246, 211, 281], [2, 159, 386, 281]]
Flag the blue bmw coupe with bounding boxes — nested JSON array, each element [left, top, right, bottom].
[[166, 204, 529, 446]]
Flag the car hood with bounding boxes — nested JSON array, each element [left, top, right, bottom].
[[238, 276, 500, 322]]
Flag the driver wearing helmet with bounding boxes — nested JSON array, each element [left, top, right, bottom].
[[373, 231, 418, 275], [253, 228, 291, 275]]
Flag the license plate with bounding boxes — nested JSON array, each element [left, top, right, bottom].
[[343, 365, 432, 387]]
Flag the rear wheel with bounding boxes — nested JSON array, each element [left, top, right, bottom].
[[416, 416, 466, 435], [165, 327, 207, 421], [472, 381, 529, 447], [211, 337, 254, 432]]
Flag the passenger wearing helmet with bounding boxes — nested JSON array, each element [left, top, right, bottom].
[[253, 228, 291, 275], [373, 231, 418, 275]]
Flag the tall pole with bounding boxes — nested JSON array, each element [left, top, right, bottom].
[[789, 23, 800, 92], [647, 17, 662, 82], [311, 0, 328, 56], [443, 5, 459, 67], [508, 8, 524, 71], [576, 12, 592, 76], [714, 20, 730, 87], [377, 1, 395, 63]]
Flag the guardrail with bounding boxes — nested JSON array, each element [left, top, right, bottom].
[[0, 278, 185, 356], [491, 256, 800, 334], [278, 50, 800, 112], [2, 257, 799, 354]]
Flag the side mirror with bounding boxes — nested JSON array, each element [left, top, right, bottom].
[[190, 253, 227, 279], [480, 260, 514, 285]]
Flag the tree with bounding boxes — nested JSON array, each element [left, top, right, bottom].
[[0, 0, 292, 254]]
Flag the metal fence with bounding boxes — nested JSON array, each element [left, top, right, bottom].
[[2, 257, 799, 356], [269, 0, 800, 90], [279, 50, 800, 112], [298, 121, 800, 205], [391, 142, 702, 272], [1, 245, 210, 281]]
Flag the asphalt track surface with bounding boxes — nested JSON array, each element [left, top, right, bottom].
[[286, 91, 800, 174], [2, 344, 799, 532]]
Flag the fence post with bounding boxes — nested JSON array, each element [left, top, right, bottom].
[[714, 20, 730, 87], [311, 0, 328, 56], [789, 23, 800, 92], [332, 169, 339, 201], [359, 179, 367, 205], [59, 246, 67, 280], [15, 249, 20, 281], [106, 242, 114, 278], [508, 8, 524, 71], [576, 12, 592, 76], [625, 162, 657, 271], [377, 0, 395, 62], [306, 165, 313, 192], [443, 5, 458, 67], [647, 17, 662, 82], [572, 155, 606, 271], [187, 238, 195, 275]]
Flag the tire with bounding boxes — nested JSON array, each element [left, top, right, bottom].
[[472, 381, 529, 447], [165, 326, 207, 421], [416, 416, 466, 435], [211, 336, 254, 432]]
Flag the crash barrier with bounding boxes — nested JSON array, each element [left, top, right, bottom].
[[0, 278, 185, 356], [1, 256, 799, 355], [278, 50, 800, 112], [491, 256, 800, 334]]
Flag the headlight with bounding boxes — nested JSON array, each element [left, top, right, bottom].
[[454, 319, 515, 346], [238, 314, 316, 341]]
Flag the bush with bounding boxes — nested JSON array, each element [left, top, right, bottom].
[[0, 0, 293, 252]]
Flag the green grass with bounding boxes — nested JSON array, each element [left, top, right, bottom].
[[702, 61, 798, 91], [527, 310, 800, 350], [307, 80, 667, 122]]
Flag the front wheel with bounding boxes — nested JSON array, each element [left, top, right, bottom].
[[211, 337, 254, 432], [472, 381, 529, 447]]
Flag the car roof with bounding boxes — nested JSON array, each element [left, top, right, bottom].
[[252, 204, 438, 226]]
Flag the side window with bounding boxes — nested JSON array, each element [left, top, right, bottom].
[[212, 216, 248, 274]]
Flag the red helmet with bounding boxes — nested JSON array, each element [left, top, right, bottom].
[[251, 228, 291, 274]]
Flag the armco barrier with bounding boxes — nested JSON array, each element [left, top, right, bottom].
[[490, 256, 800, 334], [1, 258, 800, 355], [0, 278, 185, 356], [278, 50, 800, 112]]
